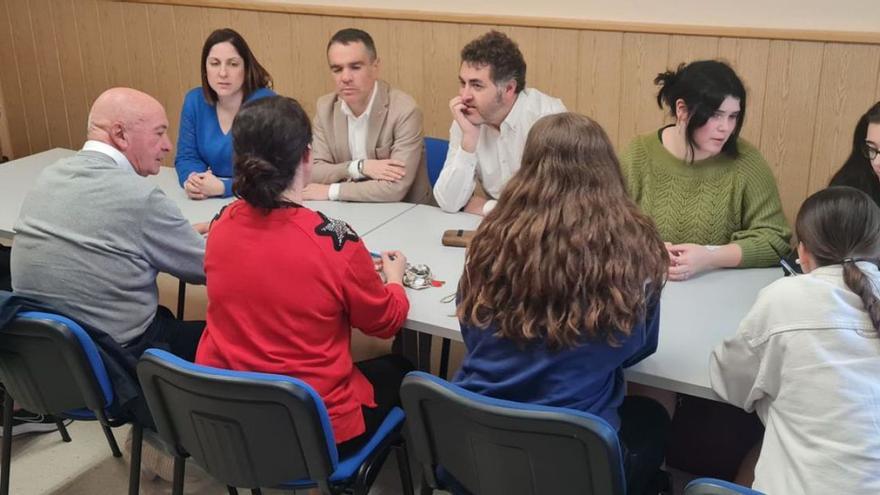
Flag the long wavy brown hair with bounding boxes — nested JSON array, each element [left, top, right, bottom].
[[457, 113, 669, 349]]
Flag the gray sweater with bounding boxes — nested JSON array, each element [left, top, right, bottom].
[[11, 150, 206, 344]]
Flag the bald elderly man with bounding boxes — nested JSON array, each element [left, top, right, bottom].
[[11, 88, 207, 359]]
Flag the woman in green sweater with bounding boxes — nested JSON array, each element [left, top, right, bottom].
[[621, 60, 792, 281]]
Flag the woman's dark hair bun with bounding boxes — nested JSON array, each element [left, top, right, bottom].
[[230, 96, 313, 211]]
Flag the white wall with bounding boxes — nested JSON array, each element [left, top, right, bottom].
[[287, 0, 878, 33]]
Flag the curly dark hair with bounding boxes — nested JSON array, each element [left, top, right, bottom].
[[460, 30, 526, 93]]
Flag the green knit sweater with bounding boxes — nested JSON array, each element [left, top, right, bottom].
[[620, 131, 792, 268]]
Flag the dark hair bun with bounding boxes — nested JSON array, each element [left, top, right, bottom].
[[234, 154, 288, 210], [230, 96, 313, 211]]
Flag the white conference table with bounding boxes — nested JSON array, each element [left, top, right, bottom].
[[364, 204, 782, 401], [4, 149, 783, 401]]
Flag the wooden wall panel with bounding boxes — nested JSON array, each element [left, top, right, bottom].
[[423, 23, 459, 139], [618, 33, 670, 147], [0, 0, 29, 156], [8, 0, 50, 154], [760, 40, 824, 223], [30, 0, 72, 149], [51, 0, 90, 148], [577, 31, 623, 147], [533, 28, 580, 111], [2, 0, 880, 222], [717, 38, 771, 146], [74, 0, 112, 106], [96, 2, 133, 88]]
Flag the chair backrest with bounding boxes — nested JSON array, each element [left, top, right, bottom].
[[685, 478, 765, 495], [424, 137, 449, 187], [0, 311, 113, 416], [400, 371, 626, 495], [136, 349, 338, 489]]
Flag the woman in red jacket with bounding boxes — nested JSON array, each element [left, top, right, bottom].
[[195, 96, 412, 455]]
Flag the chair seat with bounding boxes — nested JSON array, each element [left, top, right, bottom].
[[282, 406, 405, 487]]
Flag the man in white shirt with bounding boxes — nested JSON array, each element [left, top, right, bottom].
[[304, 28, 431, 203], [433, 30, 567, 215]]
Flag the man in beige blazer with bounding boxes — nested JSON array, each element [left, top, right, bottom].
[[303, 28, 431, 204]]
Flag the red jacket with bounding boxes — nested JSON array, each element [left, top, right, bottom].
[[196, 201, 409, 443]]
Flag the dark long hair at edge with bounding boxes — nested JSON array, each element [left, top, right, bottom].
[[457, 113, 669, 350], [829, 102, 880, 206], [796, 186, 880, 331], [231, 96, 312, 212]]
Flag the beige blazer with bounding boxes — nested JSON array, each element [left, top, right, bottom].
[[311, 80, 432, 204]]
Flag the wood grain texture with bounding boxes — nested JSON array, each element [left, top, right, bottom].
[[115, 0, 880, 45], [1, 0, 879, 226], [760, 40, 824, 223]]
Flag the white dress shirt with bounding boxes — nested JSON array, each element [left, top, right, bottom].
[[710, 263, 880, 495], [328, 81, 379, 201], [433, 88, 566, 213], [82, 140, 134, 172]]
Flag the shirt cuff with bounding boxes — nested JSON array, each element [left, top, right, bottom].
[[328, 183, 341, 201], [221, 177, 233, 198], [482, 199, 497, 216], [348, 160, 366, 180]]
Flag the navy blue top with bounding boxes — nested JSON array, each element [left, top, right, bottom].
[[174, 87, 276, 197], [453, 298, 660, 430]]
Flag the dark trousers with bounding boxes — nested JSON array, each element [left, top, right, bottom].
[[619, 396, 671, 495], [126, 306, 205, 361], [336, 354, 414, 457]]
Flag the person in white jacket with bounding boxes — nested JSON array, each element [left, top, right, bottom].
[[710, 186, 880, 495]]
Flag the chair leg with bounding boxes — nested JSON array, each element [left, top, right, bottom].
[[172, 455, 186, 495], [1, 391, 14, 495], [417, 333, 433, 372], [176, 280, 187, 320], [438, 338, 451, 380], [128, 423, 143, 495], [395, 443, 415, 495], [54, 418, 71, 442], [419, 472, 433, 495], [226, 486, 239, 495], [101, 424, 122, 457]]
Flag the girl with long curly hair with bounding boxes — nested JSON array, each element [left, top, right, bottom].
[[453, 112, 670, 494]]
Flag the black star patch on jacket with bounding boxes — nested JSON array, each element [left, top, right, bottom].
[[314, 211, 359, 251]]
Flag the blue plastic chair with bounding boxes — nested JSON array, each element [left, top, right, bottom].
[[0, 311, 144, 495], [400, 371, 626, 495], [424, 137, 450, 187], [685, 477, 765, 495], [136, 348, 414, 495]]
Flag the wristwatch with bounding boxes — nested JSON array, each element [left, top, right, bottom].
[[357, 159, 365, 177]]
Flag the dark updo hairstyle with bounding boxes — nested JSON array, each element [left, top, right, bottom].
[[796, 186, 880, 331], [231, 96, 312, 211], [655, 60, 746, 161], [829, 101, 880, 207], [200, 28, 273, 104]]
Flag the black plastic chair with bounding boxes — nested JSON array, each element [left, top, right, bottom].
[[0, 311, 144, 495], [400, 371, 626, 495], [685, 477, 765, 495], [136, 348, 415, 495]]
